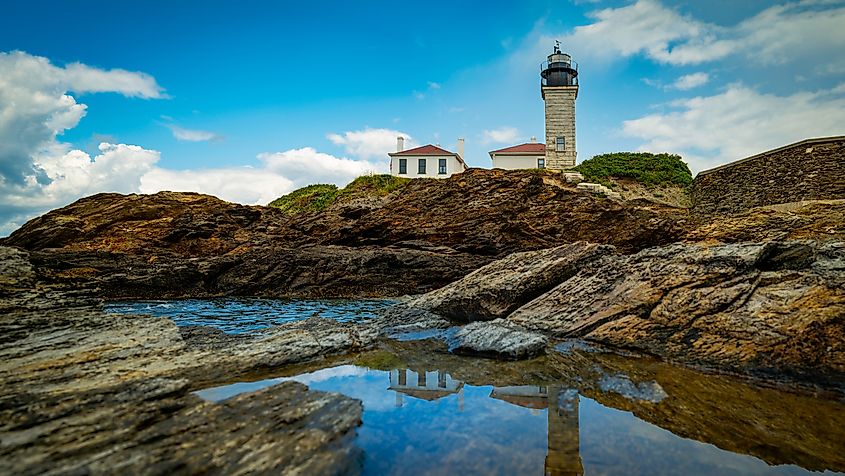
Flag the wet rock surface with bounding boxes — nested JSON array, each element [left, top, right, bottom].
[[447, 319, 548, 360], [404, 242, 613, 322], [396, 240, 845, 386], [0, 247, 371, 475]]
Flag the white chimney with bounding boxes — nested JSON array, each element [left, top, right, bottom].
[[397, 136, 405, 152], [457, 137, 465, 158], [530, 136, 537, 143]]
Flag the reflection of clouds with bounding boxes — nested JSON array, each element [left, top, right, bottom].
[[282, 365, 371, 385]]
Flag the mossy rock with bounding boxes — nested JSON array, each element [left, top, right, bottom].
[[268, 184, 339, 214]]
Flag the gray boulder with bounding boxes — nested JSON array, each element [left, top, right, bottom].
[[447, 319, 547, 360]]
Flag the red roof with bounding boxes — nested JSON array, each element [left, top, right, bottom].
[[489, 143, 546, 155], [389, 144, 456, 156]]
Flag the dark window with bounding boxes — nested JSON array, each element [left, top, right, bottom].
[[438, 158, 447, 174], [537, 158, 545, 169], [418, 158, 427, 174], [556, 137, 566, 152], [398, 158, 407, 174]]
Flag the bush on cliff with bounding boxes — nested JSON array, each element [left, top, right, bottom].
[[268, 174, 410, 214], [268, 184, 339, 214], [341, 174, 410, 196], [574, 152, 692, 187]]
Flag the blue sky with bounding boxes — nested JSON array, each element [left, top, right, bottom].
[[1, 0, 844, 234]]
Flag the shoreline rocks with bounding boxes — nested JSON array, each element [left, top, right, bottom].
[[390, 240, 845, 388]]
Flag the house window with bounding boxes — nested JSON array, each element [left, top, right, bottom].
[[556, 137, 566, 152], [537, 158, 545, 169], [398, 158, 407, 174], [418, 158, 427, 174], [438, 158, 447, 174]]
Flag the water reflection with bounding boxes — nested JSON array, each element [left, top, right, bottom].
[[197, 361, 842, 475]]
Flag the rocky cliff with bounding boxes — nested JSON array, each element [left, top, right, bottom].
[[2, 169, 697, 298]]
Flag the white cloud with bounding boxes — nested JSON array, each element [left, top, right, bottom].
[[481, 127, 520, 145], [63, 62, 165, 99], [427, 81, 441, 90], [140, 166, 293, 205], [0, 51, 166, 235], [670, 72, 709, 90], [622, 83, 845, 173], [547, 0, 845, 69], [167, 124, 222, 142], [259, 147, 385, 185], [327, 128, 416, 159]]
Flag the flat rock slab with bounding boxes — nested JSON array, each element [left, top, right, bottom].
[[447, 319, 547, 360], [406, 242, 613, 323], [0, 247, 371, 475]]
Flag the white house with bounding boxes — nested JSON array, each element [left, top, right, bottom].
[[489, 140, 547, 170], [388, 137, 468, 178]]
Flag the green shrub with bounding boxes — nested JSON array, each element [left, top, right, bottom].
[[573, 152, 692, 187], [341, 174, 410, 196], [267, 174, 411, 214], [268, 184, 339, 214]]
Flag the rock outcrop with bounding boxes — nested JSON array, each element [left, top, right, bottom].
[[394, 240, 845, 386], [1, 170, 693, 298], [0, 246, 372, 475], [447, 320, 548, 360], [403, 243, 613, 322]]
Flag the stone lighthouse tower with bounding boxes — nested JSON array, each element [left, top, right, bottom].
[[541, 43, 579, 169]]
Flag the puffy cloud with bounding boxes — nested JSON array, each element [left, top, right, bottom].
[[259, 147, 386, 185], [481, 127, 520, 145], [622, 83, 845, 173], [167, 125, 223, 142], [670, 72, 709, 90], [327, 128, 416, 159], [140, 147, 386, 207], [140, 167, 293, 206], [0, 51, 166, 235], [62, 62, 165, 98], [1, 143, 160, 236]]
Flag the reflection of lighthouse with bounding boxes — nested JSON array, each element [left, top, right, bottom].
[[388, 369, 464, 409], [490, 385, 583, 476], [546, 388, 583, 476]]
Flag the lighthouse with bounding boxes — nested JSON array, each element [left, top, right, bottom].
[[541, 43, 579, 169]]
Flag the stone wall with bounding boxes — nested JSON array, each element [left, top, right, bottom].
[[543, 86, 578, 169], [692, 136, 845, 214]]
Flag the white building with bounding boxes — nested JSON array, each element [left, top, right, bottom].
[[388, 137, 468, 178], [489, 140, 547, 170]]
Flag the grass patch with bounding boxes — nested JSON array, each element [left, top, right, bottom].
[[573, 152, 692, 188], [353, 350, 406, 370], [268, 174, 411, 214], [340, 174, 411, 197], [267, 184, 339, 214]]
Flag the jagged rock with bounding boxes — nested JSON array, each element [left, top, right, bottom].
[[404, 242, 613, 322], [2, 170, 693, 298], [447, 319, 547, 360], [0, 247, 371, 474], [508, 240, 845, 383]]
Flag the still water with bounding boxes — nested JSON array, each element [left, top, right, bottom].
[[197, 362, 845, 476], [109, 299, 845, 475], [105, 298, 393, 333]]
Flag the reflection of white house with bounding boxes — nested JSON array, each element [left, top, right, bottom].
[[489, 140, 547, 170], [388, 369, 463, 406], [490, 385, 550, 409], [388, 137, 468, 178]]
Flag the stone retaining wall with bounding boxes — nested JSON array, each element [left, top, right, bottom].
[[692, 136, 845, 214]]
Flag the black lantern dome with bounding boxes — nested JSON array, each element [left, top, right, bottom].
[[540, 43, 578, 87]]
